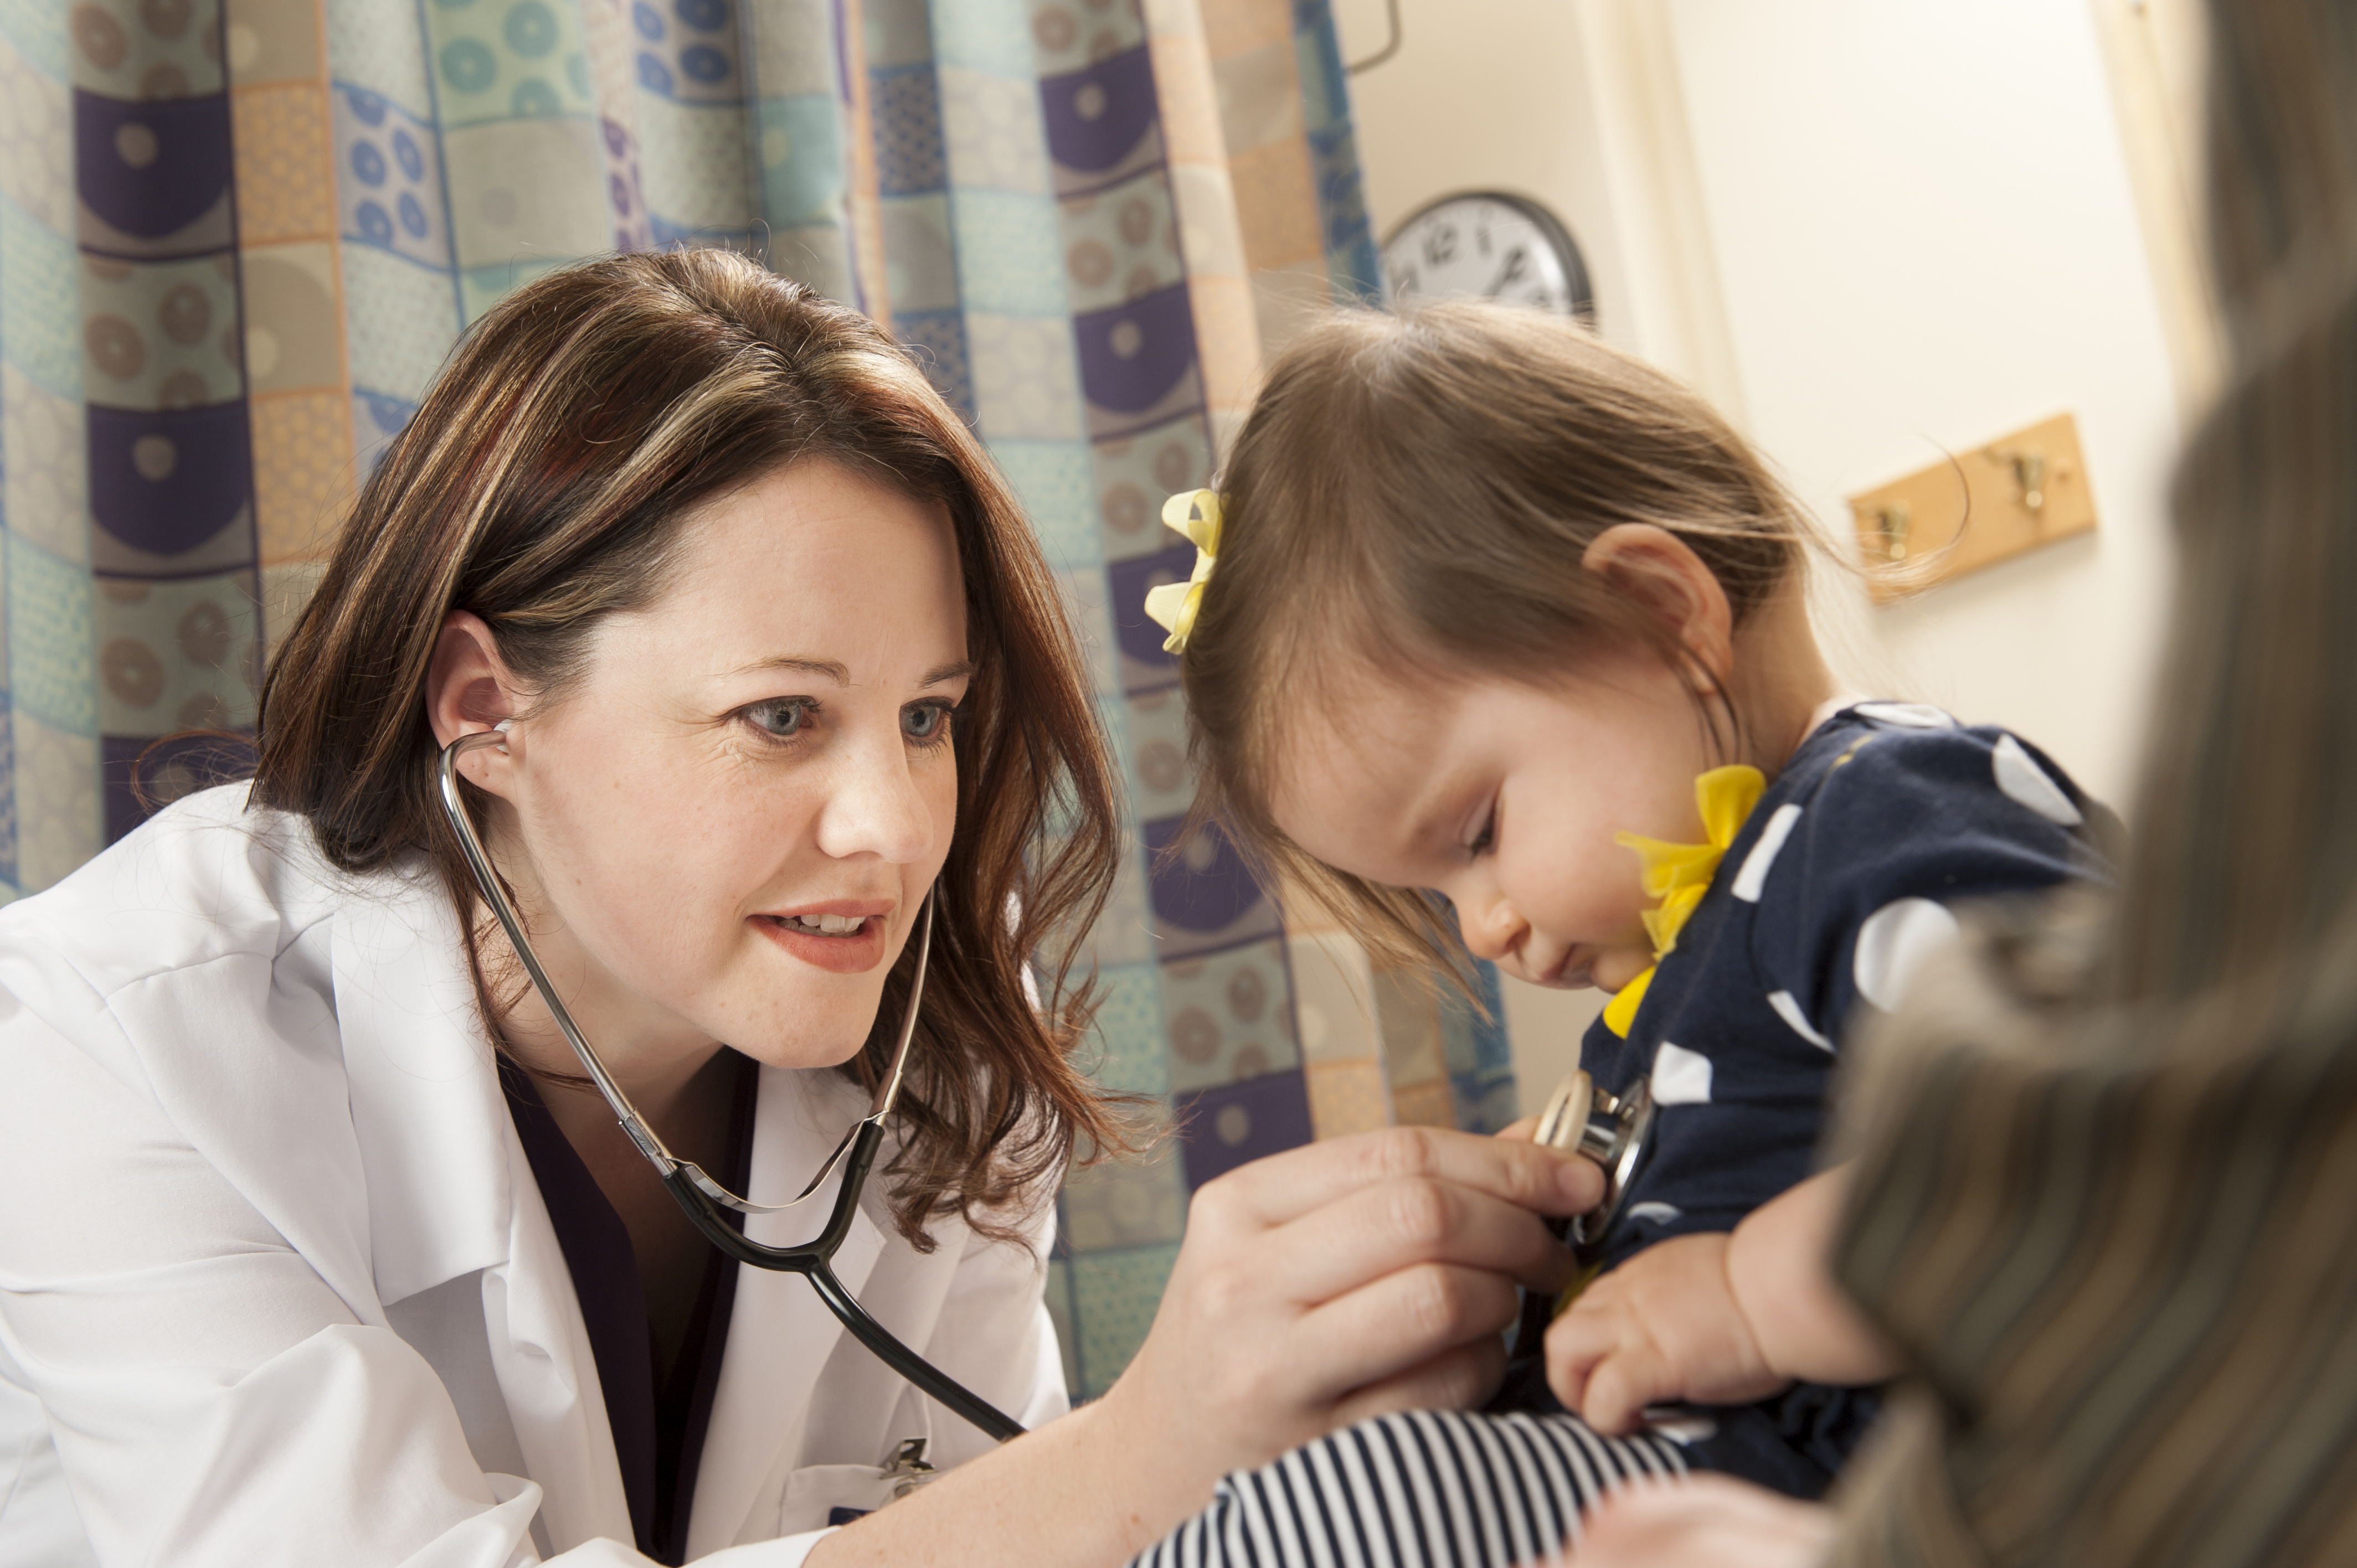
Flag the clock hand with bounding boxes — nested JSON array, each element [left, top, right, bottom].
[[1481, 246, 1532, 298]]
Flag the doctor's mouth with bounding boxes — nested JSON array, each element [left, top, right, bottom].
[[753, 900, 896, 973]]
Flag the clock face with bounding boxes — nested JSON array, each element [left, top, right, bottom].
[[1381, 193, 1594, 320]]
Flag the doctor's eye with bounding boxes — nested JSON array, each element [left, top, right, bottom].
[[744, 698, 816, 740], [902, 700, 956, 749]]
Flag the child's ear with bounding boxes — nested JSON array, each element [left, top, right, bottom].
[[1579, 524, 1736, 689]]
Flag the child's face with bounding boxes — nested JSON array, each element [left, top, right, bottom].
[[1270, 651, 1715, 995]]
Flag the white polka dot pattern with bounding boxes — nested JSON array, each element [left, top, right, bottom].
[[1767, 989, 1833, 1050], [1625, 1201, 1684, 1225], [1731, 803, 1803, 902], [1992, 733, 2083, 825], [1854, 898, 1961, 1011], [1650, 1041, 1714, 1106], [1852, 702, 1957, 729]]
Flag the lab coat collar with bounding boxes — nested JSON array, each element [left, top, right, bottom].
[[332, 882, 513, 1308]]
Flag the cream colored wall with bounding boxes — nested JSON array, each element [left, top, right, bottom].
[[1337, 0, 2201, 1110]]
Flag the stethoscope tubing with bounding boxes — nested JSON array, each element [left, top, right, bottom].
[[661, 1122, 1027, 1443]]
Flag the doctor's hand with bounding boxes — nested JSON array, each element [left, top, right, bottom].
[[1545, 1233, 1785, 1434], [1099, 1126, 1602, 1516]]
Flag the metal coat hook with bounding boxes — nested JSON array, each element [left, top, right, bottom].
[[1870, 502, 1914, 562], [1983, 444, 2066, 519]]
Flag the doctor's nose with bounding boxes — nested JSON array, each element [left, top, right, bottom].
[[812, 733, 938, 866]]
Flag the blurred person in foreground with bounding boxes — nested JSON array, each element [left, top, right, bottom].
[[1581, 0, 2357, 1560]]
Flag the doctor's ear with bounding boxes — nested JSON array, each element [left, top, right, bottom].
[[425, 612, 527, 783]]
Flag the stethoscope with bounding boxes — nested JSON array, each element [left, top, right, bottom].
[[438, 728, 1027, 1444], [1509, 1068, 1658, 1357]]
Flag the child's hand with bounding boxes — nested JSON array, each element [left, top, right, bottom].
[[1572, 1474, 1835, 1566], [1543, 1233, 1788, 1433]]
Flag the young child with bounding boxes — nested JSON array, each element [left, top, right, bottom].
[[1128, 301, 2113, 1564]]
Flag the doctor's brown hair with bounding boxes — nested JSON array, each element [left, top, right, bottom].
[[253, 250, 1123, 1247], [1177, 301, 1814, 976]]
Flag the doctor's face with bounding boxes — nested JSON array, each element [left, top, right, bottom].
[[482, 460, 967, 1074]]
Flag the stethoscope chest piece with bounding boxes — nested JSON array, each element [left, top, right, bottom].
[[1534, 1068, 1656, 1251]]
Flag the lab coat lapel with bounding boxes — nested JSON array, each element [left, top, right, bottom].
[[332, 886, 508, 1305], [333, 884, 633, 1552], [483, 1133, 636, 1553], [687, 1064, 888, 1557]]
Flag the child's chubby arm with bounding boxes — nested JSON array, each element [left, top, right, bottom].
[[1543, 1164, 1904, 1434]]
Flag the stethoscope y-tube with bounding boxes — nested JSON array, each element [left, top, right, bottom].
[[655, 1117, 1027, 1443], [438, 728, 1026, 1444]]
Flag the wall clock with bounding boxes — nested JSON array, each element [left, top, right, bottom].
[[1381, 191, 1595, 321]]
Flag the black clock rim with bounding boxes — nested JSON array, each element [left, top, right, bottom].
[[1381, 189, 1596, 324]]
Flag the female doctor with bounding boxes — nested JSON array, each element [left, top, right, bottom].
[[0, 250, 1600, 1567]]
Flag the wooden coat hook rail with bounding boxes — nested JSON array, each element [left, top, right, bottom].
[[1846, 411, 2098, 602]]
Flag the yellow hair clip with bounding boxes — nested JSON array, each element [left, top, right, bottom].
[[1143, 489, 1222, 653]]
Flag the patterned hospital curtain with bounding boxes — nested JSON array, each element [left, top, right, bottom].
[[0, 0, 1512, 1401]]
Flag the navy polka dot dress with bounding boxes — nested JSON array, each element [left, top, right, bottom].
[[1504, 702, 2114, 1492]]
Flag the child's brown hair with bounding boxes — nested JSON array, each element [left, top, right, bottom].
[[1177, 300, 1819, 976]]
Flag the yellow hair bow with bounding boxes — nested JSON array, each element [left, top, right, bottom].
[[1143, 489, 1221, 653], [1599, 764, 1765, 1038]]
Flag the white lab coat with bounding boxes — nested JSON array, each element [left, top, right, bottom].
[[0, 786, 1068, 1566]]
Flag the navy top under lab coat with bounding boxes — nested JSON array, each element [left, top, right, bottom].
[[503, 1053, 759, 1565], [1499, 702, 2113, 1495]]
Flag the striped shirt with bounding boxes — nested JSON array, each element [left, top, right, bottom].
[[1131, 1411, 1686, 1568]]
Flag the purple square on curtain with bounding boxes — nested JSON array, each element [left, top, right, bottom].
[[894, 310, 972, 425], [1142, 814, 1267, 938], [1175, 1072, 1314, 1189], [75, 90, 233, 245], [871, 66, 945, 197], [1039, 48, 1158, 176], [1073, 283, 1196, 416], [86, 402, 255, 562], [1103, 541, 1191, 684]]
